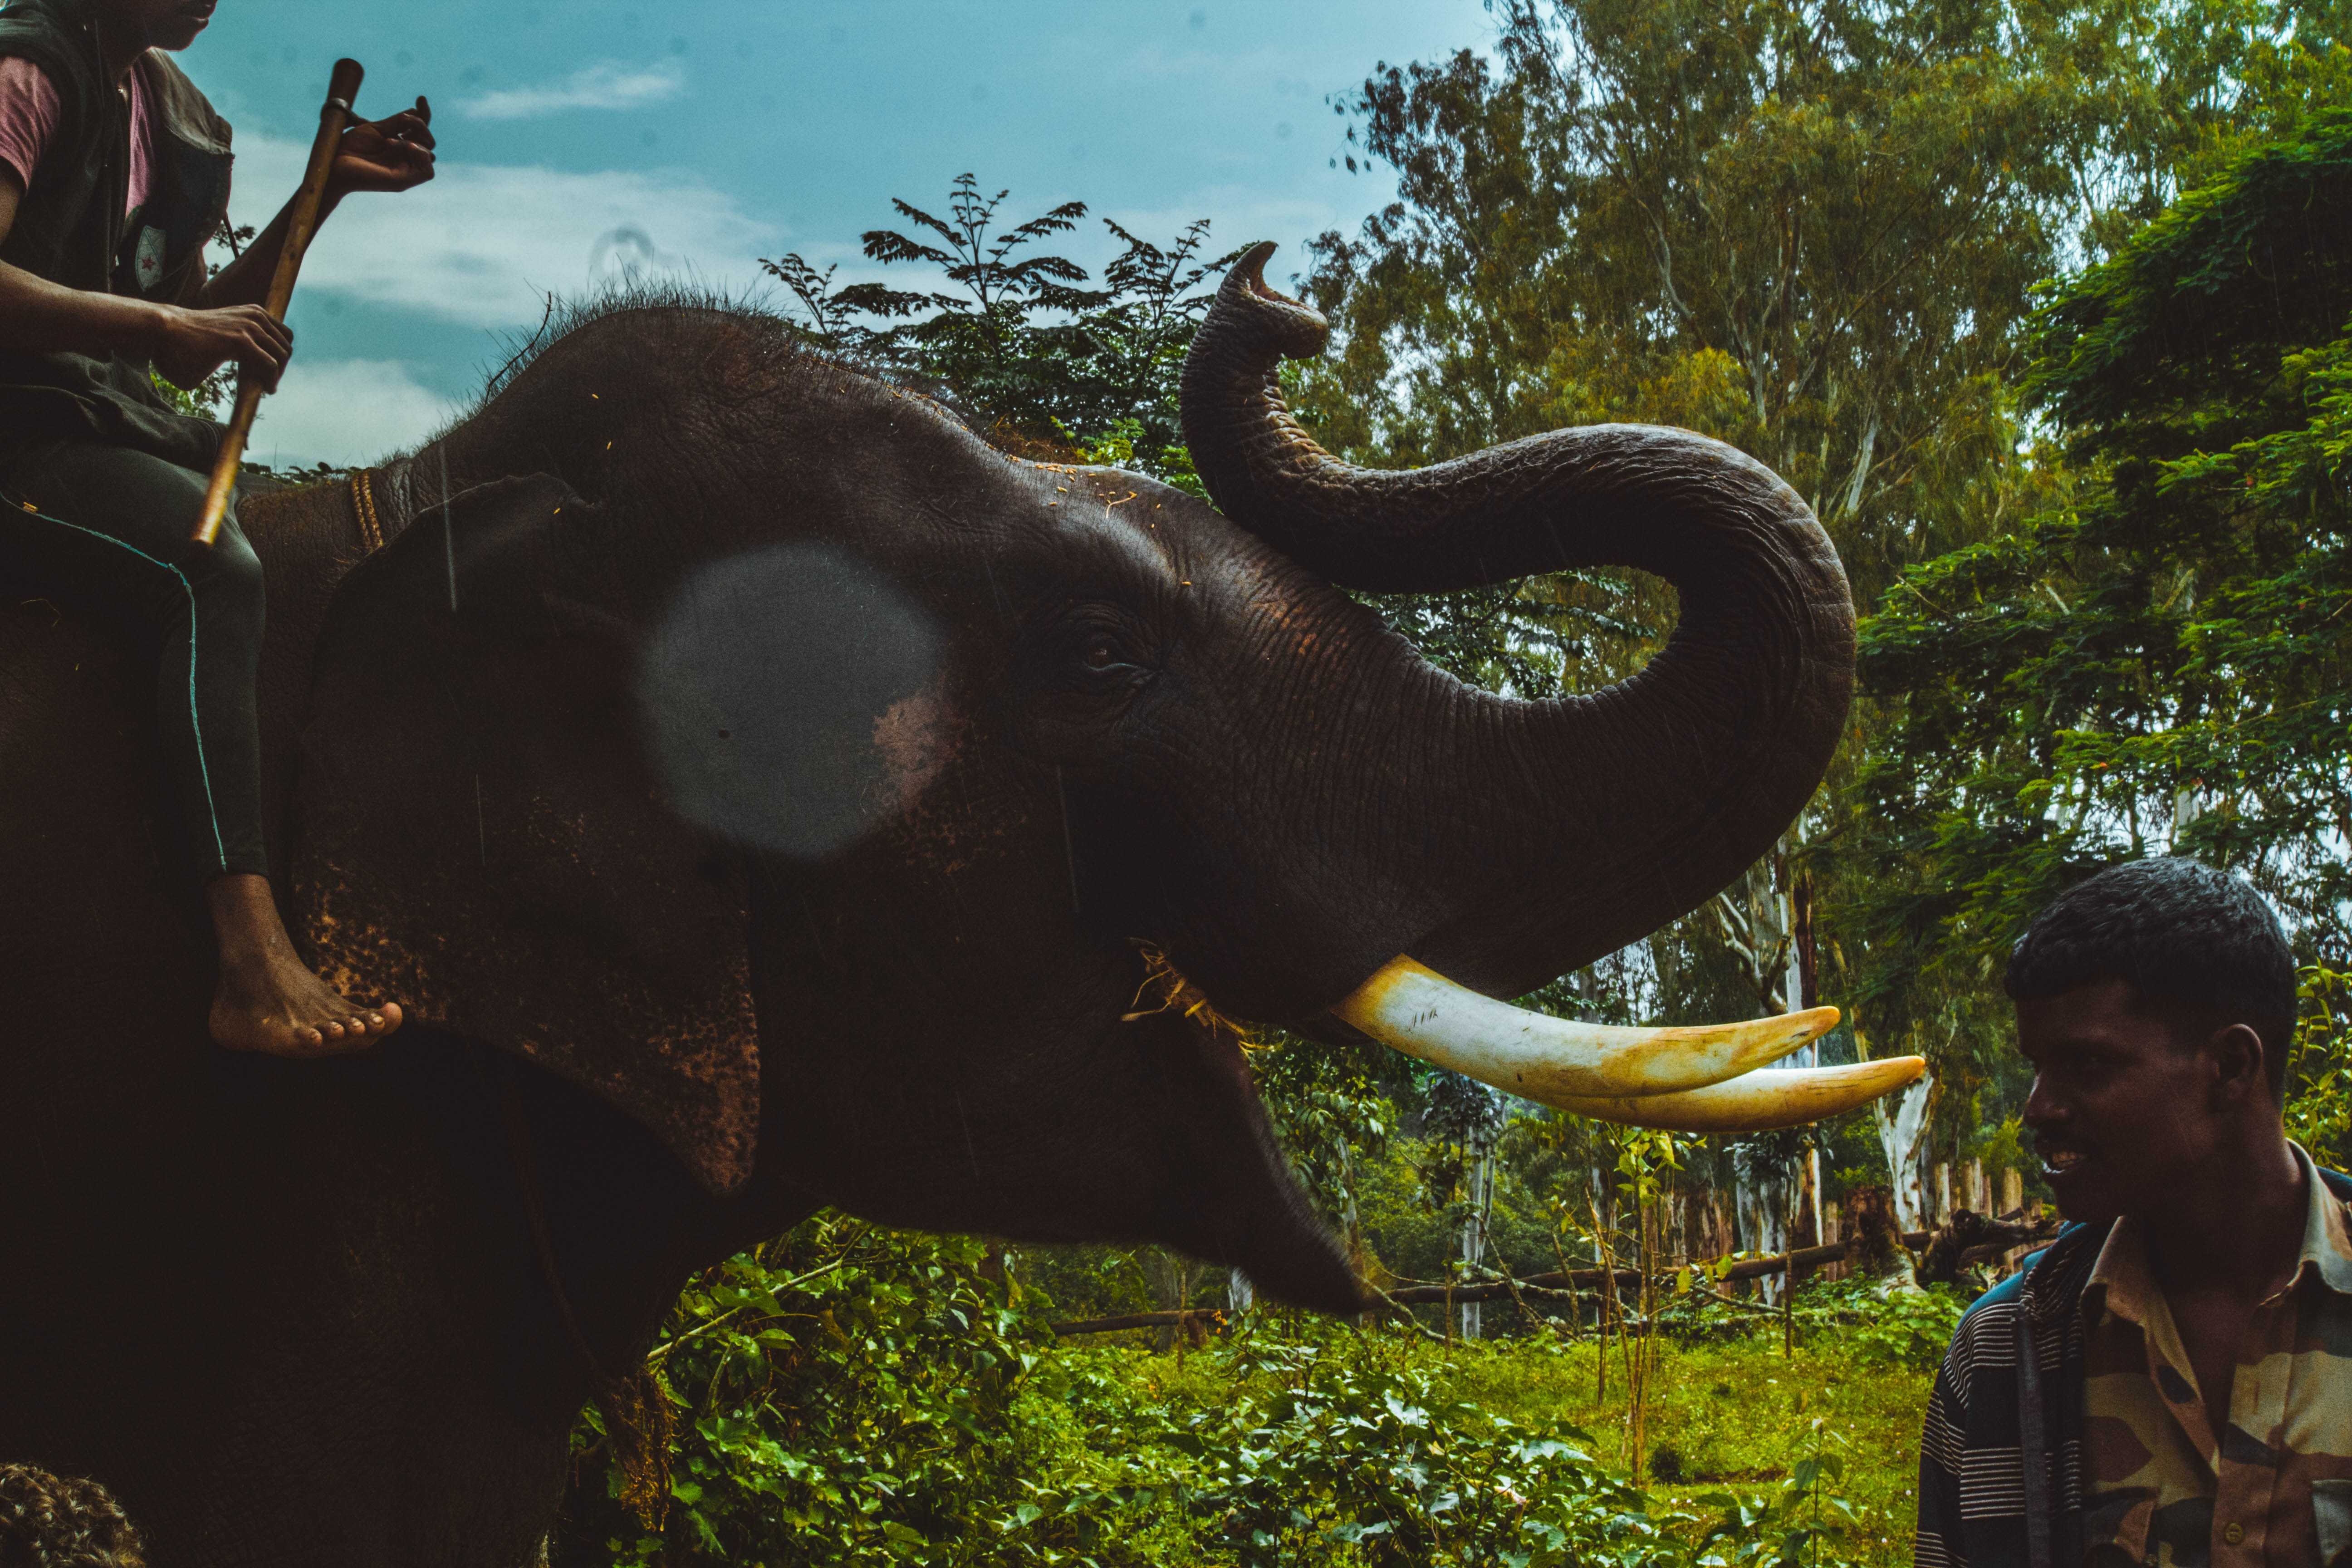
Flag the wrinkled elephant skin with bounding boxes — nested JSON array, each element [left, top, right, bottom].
[[0, 284, 1851, 1566]]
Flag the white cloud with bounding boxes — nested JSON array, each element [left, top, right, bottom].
[[230, 136, 781, 329], [243, 359, 458, 470], [459, 61, 685, 122]]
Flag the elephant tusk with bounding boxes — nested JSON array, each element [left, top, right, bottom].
[[1534, 1058, 1930, 1132], [1332, 955, 1838, 1102]]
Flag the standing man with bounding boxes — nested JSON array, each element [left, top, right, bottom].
[[1915, 858, 2352, 1567], [0, 0, 433, 1054]]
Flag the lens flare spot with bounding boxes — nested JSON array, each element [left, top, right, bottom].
[[637, 543, 944, 859]]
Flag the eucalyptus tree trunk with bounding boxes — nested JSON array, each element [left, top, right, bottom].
[[1337, 1140, 1366, 1275], [1866, 1001, 1948, 1240], [1873, 1072, 1936, 1235], [1735, 1164, 1790, 1303], [1712, 833, 1815, 1301], [1429, 1073, 1505, 1339], [1458, 1137, 1497, 1339]]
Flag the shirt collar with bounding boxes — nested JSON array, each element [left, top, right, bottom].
[[2288, 1142, 2352, 1297], [2082, 1142, 2352, 1319], [2085, 1212, 2156, 1327]]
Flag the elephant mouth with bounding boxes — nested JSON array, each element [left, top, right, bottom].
[[1322, 954, 1921, 1133]]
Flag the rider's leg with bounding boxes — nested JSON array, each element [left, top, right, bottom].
[[0, 440, 401, 1054]]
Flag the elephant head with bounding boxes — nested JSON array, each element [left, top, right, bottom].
[[288, 250, 1901, 1313]]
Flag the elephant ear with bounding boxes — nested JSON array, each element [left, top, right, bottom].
[[290, 474, 760, 1195]]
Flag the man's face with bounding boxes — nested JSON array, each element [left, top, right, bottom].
[[102, 0, 215, 54], [2018, 978, 2224, 1223]]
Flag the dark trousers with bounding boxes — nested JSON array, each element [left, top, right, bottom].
[[0, 439, 267, 879]]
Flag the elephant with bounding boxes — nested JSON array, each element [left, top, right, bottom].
[[0, 245, 1890, 1564]]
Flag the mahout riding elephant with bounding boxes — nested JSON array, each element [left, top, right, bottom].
[[0, 246, 1876, 1564]]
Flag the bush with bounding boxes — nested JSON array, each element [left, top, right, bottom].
[[559, 1216, 1054, 1566], [1690, 1421, 1868, 1568], [2288, 966, 2352, 1173], [558, 1224, 1785, 1567], [1784, 1279, 1967, 1374], [1175, 1326, 1676, 1567], [1842, 1288, 1967, 1375]]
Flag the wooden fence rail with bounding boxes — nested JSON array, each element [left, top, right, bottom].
[[1047, 1209, 2060, 1335]]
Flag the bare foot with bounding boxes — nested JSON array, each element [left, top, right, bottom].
[[205, 873, 403, 1057]]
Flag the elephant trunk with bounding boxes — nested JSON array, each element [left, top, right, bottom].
[[1179, 245, 1856, 1002]]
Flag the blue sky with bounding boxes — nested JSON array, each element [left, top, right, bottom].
[[182, 0, 1498, 466]]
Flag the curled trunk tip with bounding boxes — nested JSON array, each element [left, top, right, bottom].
[[1215, 241, 1332, 360]]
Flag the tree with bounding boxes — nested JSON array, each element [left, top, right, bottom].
[[1837, 108, 2352, 1097], [763, 176, 1237, 477], [1301, 0, 2148, 600], [1294, 0, 2352, 1191]]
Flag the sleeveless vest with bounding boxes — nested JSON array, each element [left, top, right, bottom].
[[0, 0, 233, 469]]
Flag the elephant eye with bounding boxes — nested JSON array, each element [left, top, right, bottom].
[[1070, 623, 1145, 677], [1033, 602, 1154, 689]]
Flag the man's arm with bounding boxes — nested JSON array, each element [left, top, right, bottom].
[[0, 172, 289, 388], [201, 98, 435, 313]]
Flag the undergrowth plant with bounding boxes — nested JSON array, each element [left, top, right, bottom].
[[561, 1216, 1054, 1566], [2287, 965, 2352, 1171], [556, 1218, 1935, 1567], [1693, 1421, 1865, 1568], [1173, 1326, 1675, 1568]]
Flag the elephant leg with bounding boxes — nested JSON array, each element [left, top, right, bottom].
[[0, 1070, 575, 1568]]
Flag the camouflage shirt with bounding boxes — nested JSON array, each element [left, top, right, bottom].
[[1916, 1154, 2352, 1568], [2077, 1146, 2352, 1567]]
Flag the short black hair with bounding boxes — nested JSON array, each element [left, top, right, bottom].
[[2004, 858, 2299, 1094]]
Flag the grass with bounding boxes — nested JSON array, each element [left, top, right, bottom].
[[1050, 1311, 1936, 1567], [569, 1220, 1955, 1565], [1431, 1332, 1931, 1564]]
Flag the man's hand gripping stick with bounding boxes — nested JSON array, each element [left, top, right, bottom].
[[191, 58, 365, 549]]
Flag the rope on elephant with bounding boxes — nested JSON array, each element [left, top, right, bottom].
[[349, 468, 386, 553], [1122, 944, 1254, 1044], [597, 1368, 678, 1531]]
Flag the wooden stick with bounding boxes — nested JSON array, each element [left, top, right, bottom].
[[191, 57, 364, 548]]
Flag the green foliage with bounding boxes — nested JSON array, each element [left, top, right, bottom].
[[1166, 1328, 1679, 1567], [560, 1220, 1945, 1567], [2027, 108, 2352, 433], [562, 1216, 1052, 1566], [149, 364, 228, 420], [1249, 1033, 1400, 1249], [1842, 111, 2352, 1068], [1451, 1314, 1931, 1562], [2287, 965, 2352, 1170], [1691, 1421, 1865, 1568], [151, 216, 260, 418], [1803, 1282, 1969, 1375], [1075, 417, 1207, 500], [1965, 1119, 2034, 1187], [1352, 568, 1660, 703], [1301, 0, 2166, 598], [762, 176, 1235, 477]]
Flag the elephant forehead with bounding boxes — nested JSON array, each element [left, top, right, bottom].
[[1019, 471, 1188, 578], [635, 543, 947, 860]]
